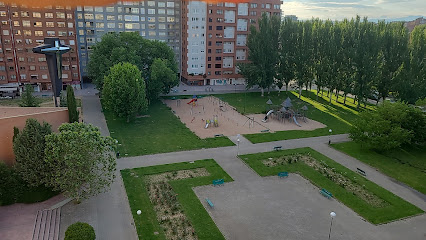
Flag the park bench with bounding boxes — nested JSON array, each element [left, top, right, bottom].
[[273, 146, 282, 151], [261, 129, 270, 133], [356, 168, 366, 176], [206, 198, 214, 208], [213, 179, 224, 186], [278, 172, 289, 178], [319, 188, 333, 199], [214, 134, 224, 137]]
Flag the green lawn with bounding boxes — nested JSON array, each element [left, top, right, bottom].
[[121, 159, 233, 240], [239, 148, 423, 224], [105, 101, 234, 156], [332, 141, 426, 194], [217, 90, 367, 143]]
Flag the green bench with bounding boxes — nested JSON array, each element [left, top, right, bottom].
[[213, 179, 224, 186], [206, 198, 214, 208], [278, 172, 289, 178], [320, 188, 333, 199]]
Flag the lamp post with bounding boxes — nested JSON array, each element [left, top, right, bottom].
[[237, 134, 240, 155], [328, 211, 336, 240], [328, 129, 332, 144]]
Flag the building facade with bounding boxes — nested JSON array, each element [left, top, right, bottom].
[[75, 0, 182, 78], [181, 0, 282, 86], [0, 3, 80, 92]]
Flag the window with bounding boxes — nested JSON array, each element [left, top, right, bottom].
[[13, 21, 20, 26], [67, 13, 73, 19], [167, 9, 174, 15], [45, 12, 53, 18], [56, 12, 65, 18], [68, 22, 73, 28], [106, 7, 114, 12], [148, 1, 155, 6], [38, 57, 46, 62], [274, 4, 280, 9], [24, 30, 32, 36], [217, 10, 223, 14], [34, 21, 42, 27], [46, 22, 54, 27], [148, 17, 156, 22], [42, 74, 48, 79], [216, 26, 223, 30], [107, 23, 115, 28], [57, 22, 65, 27], [58, 31, 66, 36], [33, 12, 41, 18], [158, 2, 165, 7], [20, 74, 26, 79], [22, 20, 30, 27], [47, 31, 55, 36], [250, 11, 257, 16], [251, 3, 257, 8], [96, 22, 104, 28], [31, 75, 39, 80], [266, 4, 271, 9], [148, 9, 155, 14], [107, 15, 115, 20], [158, 9, 165, 14], [0, 11, 6, 17], [30, 65, 36, 70], [167, 2, 174, 7], [2, 30, 9, 35], [35, 31, 43, 36]]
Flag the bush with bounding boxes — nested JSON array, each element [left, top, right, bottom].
[[20, 84, 39, 107], [0, 162, 57, 206], [65, 222, 96, 240], [66, 86, 79, 123]]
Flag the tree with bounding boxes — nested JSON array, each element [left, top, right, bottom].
[[19, 84, 39, 107], [88, 32, 178, 99], [44, 123, 116, 202], [102, 62, 147, 122], [65, 222, 96, 240], [148, 58, 178, 102], [349, 102, 424, 151], [240, 13, 280, 96], [59, 90, 67, 107], [278, 17, 298, 93], [67, 86, 79, 123], [13, 118, 52, 186]]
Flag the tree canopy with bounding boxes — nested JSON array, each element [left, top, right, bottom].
[[88, 32, 178, 100], [241, 16, 425, 104], [102, 62, 148, 121], [148, 58, 178, 102], [44, 123, 116, 201]]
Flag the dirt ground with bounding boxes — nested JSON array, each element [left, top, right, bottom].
[[163, 96, 326, 139]]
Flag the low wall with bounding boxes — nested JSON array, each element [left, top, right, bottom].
[[0, 107, 69, 166]]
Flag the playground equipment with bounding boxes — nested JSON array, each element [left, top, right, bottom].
[[262, 110, 274, 123], [205, 115, 219, 128]]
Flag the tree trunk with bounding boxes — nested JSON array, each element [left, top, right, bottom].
[[261, 88, 264, 97], [329, 89, 332, 104], [357, 96, 360, 110], [344, 93, 347, 105], [298, 86, 302, 99], [285, 83, 289, 92], [353, 96, 356, 104], [336, 89, 339, 102]]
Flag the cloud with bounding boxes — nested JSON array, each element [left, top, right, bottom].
[[282, 0, 425, 21]]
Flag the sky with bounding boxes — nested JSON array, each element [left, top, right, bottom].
[[282, 0, 426, 21]]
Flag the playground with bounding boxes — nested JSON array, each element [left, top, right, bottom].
[[163, 96, 325, 139]]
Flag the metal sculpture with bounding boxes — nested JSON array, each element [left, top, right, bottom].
[[33, 38, 70, 107]]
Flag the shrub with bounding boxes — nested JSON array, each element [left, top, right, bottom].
[[65, 222, 96, 240], [19, 84, 39, 107], [66, 86, 79, 123]]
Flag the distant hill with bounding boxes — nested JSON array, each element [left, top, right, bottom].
[[369, 15, 424, 23]]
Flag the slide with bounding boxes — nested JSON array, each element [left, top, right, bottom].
[[187, 99, 197, 104], [205, 123, 209, 129], [293, 116, 302, 127], [262, 110, 274, 123]]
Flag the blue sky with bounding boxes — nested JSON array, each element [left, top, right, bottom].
[[282, 0, 426, 21]]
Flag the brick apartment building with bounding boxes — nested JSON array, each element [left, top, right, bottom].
[[181, 0, 282, 86], [0, 3, 80, 93]]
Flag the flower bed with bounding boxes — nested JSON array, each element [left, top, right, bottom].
[[143, 168, 210, 240]]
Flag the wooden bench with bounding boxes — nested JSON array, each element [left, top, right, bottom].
[[273, 146, 282, 151], [320, 188, 333, 199], [278, 172, 289, 178], [214, 134, 224, 137], [212, 179, 224, 186], [261, 129, 270, 133], [356, 168, 366, 176], [206, 198, 214, 208]]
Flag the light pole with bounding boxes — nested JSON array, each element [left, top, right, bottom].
[[328, 129, 332, 144], [237, 134, 240, 156], [328, 211, 336, 240]]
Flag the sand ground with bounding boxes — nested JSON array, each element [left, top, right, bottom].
[[163, 96, 326, 139]]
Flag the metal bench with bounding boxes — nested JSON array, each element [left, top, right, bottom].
[[273, 146, 282, 151], [278, 172, 289, 178], [214, 134, 224, 137], [320, 188, 333, 199], [356, 168, 366, 176], [212, 179, 224, 186], [206, 198, 214, 208]]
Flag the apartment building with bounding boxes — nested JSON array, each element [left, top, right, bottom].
[[181, 0, 282, 86], [75, 0, 182, 78], [0, 3, 80, 92]]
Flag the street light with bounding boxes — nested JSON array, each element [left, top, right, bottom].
[[237, 134, 240, 155], [328, 211, 336, 240], [328, 129, 333, 144]]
